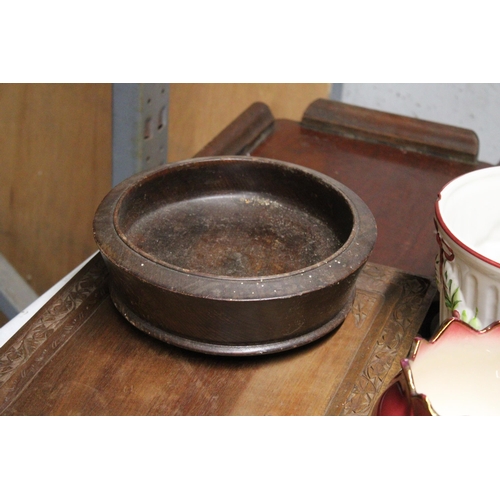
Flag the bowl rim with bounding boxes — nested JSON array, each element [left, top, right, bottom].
[[114, 156, 360, 280]]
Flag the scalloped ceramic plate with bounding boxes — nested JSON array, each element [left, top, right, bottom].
[[374, 317, 500, 416]]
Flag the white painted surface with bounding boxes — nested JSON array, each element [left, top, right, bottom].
[[0, 252, 98, 348], [340, 83, 500, 165]]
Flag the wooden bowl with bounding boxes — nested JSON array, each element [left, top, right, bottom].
[[93, 156, 377, 355]]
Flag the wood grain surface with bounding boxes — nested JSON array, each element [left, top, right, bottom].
[[0, 255, 435, 416], [303, 98, 479, 164], [195, 102, 274, 158], [0, 84, 112, 295], [167, 84, 330, 162], [0, 311, 7, 328]]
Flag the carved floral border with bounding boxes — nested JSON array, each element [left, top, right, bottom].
[[338, 265, 434, 416], [0, 256, 108, 408]]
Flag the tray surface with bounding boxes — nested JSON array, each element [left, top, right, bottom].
[[0, 256, 436, 415]]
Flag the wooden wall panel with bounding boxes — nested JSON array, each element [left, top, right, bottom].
[[0, 84, 112, 296], [0, 310, 7, 327], [167, 83, 331, 162]]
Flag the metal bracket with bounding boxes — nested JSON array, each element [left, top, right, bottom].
[[112, 83, 169, 186]]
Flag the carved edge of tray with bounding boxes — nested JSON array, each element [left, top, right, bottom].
[[0, 256, 436, 416], [326, 263, 437, 416], [302, 98, 479, 165], [0, 254, 109, 412]]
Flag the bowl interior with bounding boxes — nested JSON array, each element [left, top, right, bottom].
[[114, 160, 355, 278]]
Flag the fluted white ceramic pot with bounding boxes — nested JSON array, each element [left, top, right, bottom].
[[435, 166, 500, 329]]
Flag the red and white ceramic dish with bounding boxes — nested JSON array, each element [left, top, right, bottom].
[[374, 317, 500, 416]]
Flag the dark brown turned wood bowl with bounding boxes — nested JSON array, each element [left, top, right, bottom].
[[93, 156, 377, 356]]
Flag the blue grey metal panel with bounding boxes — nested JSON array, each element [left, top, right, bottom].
[[329, 83, 343, 101], [0, 252, 38, 320], [112, 83, 141, 186], [112, 83, 169, 186]]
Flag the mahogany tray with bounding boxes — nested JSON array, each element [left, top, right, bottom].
[[0, 256, 436, 416]]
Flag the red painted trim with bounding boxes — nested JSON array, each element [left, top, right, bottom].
[[435, 194, 500, 269]]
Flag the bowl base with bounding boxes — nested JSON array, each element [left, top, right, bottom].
[[111, 290, 355, 356]]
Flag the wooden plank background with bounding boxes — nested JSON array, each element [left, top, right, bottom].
[[167, 84, 330, 162], [0, 83, 330, 327], [0, 84, 112, 296]]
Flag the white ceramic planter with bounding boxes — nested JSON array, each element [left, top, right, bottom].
[[435, 166, 500, 329]]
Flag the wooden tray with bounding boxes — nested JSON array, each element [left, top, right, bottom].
[[0, 98, 479, 415], [0, 255, 435, 415]]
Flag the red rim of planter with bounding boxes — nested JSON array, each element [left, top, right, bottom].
[[435, 185, 500, 270]]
